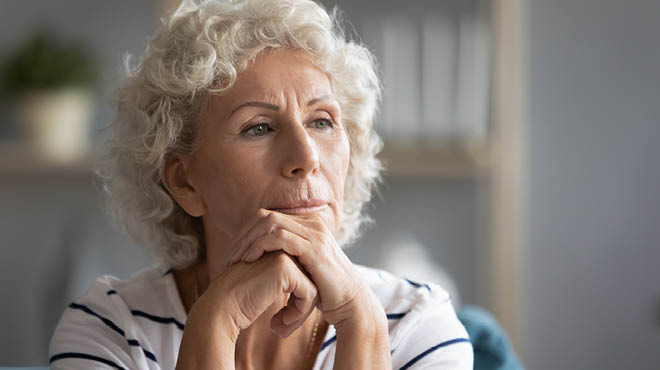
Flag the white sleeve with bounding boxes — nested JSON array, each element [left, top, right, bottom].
[[389, 287, 473, 369], [48, 278, 151, 370]]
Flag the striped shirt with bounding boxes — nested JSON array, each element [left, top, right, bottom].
[[49, 264, 473, 369]]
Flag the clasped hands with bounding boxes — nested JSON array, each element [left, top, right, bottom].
[[205, 208, 378, 339]]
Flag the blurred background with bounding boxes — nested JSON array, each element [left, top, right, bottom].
[[1, 0, 659, 368]]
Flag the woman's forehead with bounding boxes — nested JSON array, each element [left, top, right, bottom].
[[218, 56, 335, 110]]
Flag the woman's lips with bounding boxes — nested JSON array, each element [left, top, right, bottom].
[[271, 204, 328, 215]]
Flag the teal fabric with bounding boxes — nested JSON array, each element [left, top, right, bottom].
[[458, 305, 525, 370]]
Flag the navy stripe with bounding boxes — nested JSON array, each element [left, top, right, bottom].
[[69, 303, 125, 337], [68, 303, 158, 363], [131, 309, 185, 330], [405, 278, 432, 292], [49, 352, 127, 369], [319, 311, 409, 352], [107, 289, 117, 295], [127, 339, 158, 362], [143, 349, 157, 362], [163, 267, 174, 275], [398, 338, 471, 370], [320, 336, 336, 351], [387, 312, 408, 319]]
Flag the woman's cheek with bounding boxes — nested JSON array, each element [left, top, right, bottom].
[[204, 193, 245, 241]]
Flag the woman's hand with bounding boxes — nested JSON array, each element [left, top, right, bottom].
[[225, 208, 381, 327], [224, 209, 392, 370], [175, 251, 320, 369], [197, 251, 319, 338], [177, 209, 391, 370]]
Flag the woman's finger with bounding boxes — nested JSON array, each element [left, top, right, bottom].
[[226, 209, 367, 326], [269, 262, 319, 338], [227, 209, 326, 266], [227, 212, 310, 266], [270, 291, 317, 337], [226, 209, 272, 262], [226, 212, 278, 265], [242, 228, 306, 264], [235, 231, 320, 337]]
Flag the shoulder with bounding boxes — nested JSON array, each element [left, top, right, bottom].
[[49, 265, 184, 370], [354, 264, 455, 320], [355, 264, 473, 369]]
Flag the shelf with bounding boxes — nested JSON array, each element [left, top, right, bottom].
[[0, 140, 492, 179], [379, 143, 492, 178], [0, 141, 94, 177]]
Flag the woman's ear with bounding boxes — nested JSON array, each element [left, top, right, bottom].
[[163, 155, 207, 217]]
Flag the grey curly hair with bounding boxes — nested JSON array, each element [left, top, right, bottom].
[[98, 0, 383, 269]]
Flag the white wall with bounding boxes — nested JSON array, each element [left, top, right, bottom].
[[0, 175, 153, 365], [0, 1, 158, 365], [524, 0, 660, 368]]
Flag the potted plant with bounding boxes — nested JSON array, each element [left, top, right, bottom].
[[1, 29, 98, 163]]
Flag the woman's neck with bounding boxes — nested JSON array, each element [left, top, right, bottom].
[[235, 308, 325, 370]]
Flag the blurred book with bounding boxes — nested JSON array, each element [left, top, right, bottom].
[[359, 2, 491, 149]]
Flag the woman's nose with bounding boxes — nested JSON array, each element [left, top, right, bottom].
[[280, 125, 320, 178]]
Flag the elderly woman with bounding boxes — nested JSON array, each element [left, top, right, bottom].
[[49, 0, 472, 369]]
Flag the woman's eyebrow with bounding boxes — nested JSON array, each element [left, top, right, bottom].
[[229, 101, 279, 117], [307, 94, 333, 106], [229, 95, 335, 117]]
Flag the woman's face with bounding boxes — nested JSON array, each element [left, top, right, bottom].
[[185, 49, 350, 249]]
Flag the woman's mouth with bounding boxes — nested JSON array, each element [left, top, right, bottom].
[[269, 200, 329, 215], [272, 204, 328, 215]]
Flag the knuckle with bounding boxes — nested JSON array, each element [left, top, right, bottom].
[[318, 232, 333, 246], [265, 212, 278, 223], [311, 216, 326, 229], [273, 250, 292, 267], [266, 253, 292, 285], [306, 285, 318, 299]]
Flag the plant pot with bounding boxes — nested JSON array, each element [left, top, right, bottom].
[[16, 87, 94, 164]]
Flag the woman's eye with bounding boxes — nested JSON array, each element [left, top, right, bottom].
[[243, 123, 272, 137], [310, 118, 334, 130]]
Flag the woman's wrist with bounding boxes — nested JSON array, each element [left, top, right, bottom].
[[333, 288, 388, 335], [176, 320, 237, 370], [331, 290, 391, 370], [175, 301, 240, 369], [189, 296, 242, 343]]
